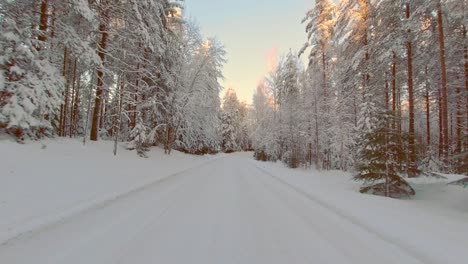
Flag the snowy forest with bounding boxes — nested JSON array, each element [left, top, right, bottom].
[[0, 0, 226, 156], [248, 0, 468, 197], [1, 0, 468, 196], [0, 0, 467, 263]]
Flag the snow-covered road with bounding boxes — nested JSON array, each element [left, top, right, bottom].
[[0, 153, 451, 264]]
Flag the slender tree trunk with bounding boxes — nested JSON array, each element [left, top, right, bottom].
[[406, 2, 417, 177], [450, 112, 454, 148], [463, 25, 468, 147], [132, 63, 140, 129], [90, 7, 109, 141], [62, 57, 72, 137], [392, 52, 397, 130], [31, 0, 38, 48], [385, 73, 389, 111], [425, 67, 431, 148], [322, 51, 327, 97], [455, 89, 462, 154], [315, 89, 320, 169], [362, 0, 370, 89], [37, 0, 48, 46], [71, 70, 81, 137], [59, 47, 68, 136], [353, 89, 358, 127], [114, 76, 125, 156], [437, 0, 449, 162], [100, 96, 106, 130], [84, 73, 96, 145], [397, 76, 403, 171], [438, 87, 443, 159], [50, 6, 56, 41], [69, 59, 78, 137]]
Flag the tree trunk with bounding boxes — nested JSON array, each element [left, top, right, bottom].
[[69, 59, 78, 137], [361, 0, 370, 89], [100, 97, 108, 131], [425, 67, 431, 148], [437, 0, 449, 162], [83, 73, 96, 145], [406, 2, 417, 177], [62, 57, 72, 137], [71, 69, 81, 138], [463, 25, 468, 148], [132, 63, 140, 129], [438, 87, 443, 159], [50, 6, 56, 40], [31, 0, 38, 48], [114, 76, 125, 156], [392, 52, 397, 130], [385, 73, 389, 111], [322, 51, 327, 97], [455, 89, 462, 154], [37, 0, 49, 45], [59, 47, 68, 137], [90, 7, 109, 141], [314, 88, 320, 169]]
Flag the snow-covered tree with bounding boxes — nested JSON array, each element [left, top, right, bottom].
[[355, 115, 416, 198], [175, 35, 226, 155], [0, 1, 63, 140], [252, 80, 277, 161], [220, 88, 241, 153], [275, 52, 302, 168], [0, 0, 227, 157]]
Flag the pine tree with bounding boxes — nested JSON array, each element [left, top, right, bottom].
[[355, 115, 416, 198], [0, 1, 63, 140], [220, 110, 238, 153], [252, 80, 276, 161], [301, 0, 337, 170], [90, 0, 110, 141], [220, 88, 241, 153], [436, 0, 450, 163], [175, 34, 226, 155], [277, 52, 302, 168]]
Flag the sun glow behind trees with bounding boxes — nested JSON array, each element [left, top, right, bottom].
[[250, 0, 468, 197], [184, 0, 313, 104]]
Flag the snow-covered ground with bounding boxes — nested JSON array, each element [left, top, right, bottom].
[[0, 139, 219, 246], [0, 139, 467, 264]]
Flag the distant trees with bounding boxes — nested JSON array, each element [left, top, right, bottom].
[[220, 88, 250, 153], [251, 52, 304, 168], [0, 0, 226, 156], [251, 81, 276, 161], [277, 53, 302, 168]]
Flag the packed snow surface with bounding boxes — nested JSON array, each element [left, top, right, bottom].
[[0, 139, 467, 264]]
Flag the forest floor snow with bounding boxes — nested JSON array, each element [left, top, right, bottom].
[[0, 139, 467, 264]]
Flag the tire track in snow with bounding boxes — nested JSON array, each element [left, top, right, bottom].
[[109, 162, 221, 264], [249, 161, 434, 264], [47, 157, 218, 264], [237, 165, 348, 264], [0, 155, 225, 248], [242, 168, 370, 263]]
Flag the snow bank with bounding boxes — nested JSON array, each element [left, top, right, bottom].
[[0, 138, 218, 244], [250, 158, 468, 264]]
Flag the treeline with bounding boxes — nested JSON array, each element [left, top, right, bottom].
[[251, 0, 467, 195], [0, 0, 226, 156], [220, 88, 251, 153]]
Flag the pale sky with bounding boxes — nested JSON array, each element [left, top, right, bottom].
[[184, 0, 312, 104]]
